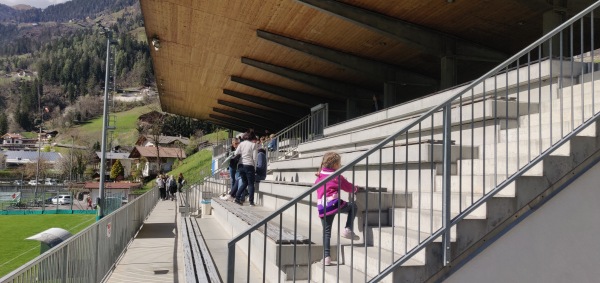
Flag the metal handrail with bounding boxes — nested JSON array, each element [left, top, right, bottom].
[[227, 1, 600, 282], [266, 104, 328, 162]]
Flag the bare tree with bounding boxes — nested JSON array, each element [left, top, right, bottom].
[[19, 157, 52, 179], [139, 104, 166, 176]]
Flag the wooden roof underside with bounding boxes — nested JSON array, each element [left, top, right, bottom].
[[140, 0, 596, 132]]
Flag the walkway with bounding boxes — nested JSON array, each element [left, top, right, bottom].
[[105, 199, 184, 283]]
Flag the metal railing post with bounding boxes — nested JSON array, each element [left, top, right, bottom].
[[227, 242, 235, 283], [442, 104, 452, 266]]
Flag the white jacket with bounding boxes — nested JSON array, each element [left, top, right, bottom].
[[235, 140, 257, 167]]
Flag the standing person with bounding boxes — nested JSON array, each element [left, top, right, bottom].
[[267, 134, 277, 152], [234, 131, 258, 206], [221, 137, 240, 201], [315, 152, 359, 266], [255, 148, 267, 182], [167, 175, 177, 201], [87, 196, 93, 210], [177, 173, 185, 193], [156, 174, 166, 200]]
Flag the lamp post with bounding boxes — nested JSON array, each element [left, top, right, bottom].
[[34, 83, 42, 204], [97, 24, 115, 221], [70, 135, 74, 182]]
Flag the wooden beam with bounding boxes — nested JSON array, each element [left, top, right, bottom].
[[296, 0, 506, 62], [217, 100, 298, 123], [207, 119, 247, 132], [241, 57, 376, 100], [223, 89, 308, 117], [231, 76, 336, 107], [257, 29, 437, 86], [212, 107, 288, 129], [208, 114, 269, 133]]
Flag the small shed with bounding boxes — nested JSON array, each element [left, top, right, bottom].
[[26, 228, 72, 254]]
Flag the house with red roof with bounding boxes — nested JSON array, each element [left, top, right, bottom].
[[128, 146, 186, 177], [84, 182, 143, 205]]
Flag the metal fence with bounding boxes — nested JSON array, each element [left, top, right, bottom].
[[225, 2, 600, 282], [180, 170, 230, 216], [0, 185, 127, 214], [0, 185, 82, 212], [266, 103, 328, 162], [0, 187, 159, 283]]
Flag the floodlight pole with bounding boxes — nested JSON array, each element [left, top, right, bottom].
[[34, 83, 42, 204], [97, 29, 112, 221]]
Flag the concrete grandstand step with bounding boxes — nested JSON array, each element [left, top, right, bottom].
[[270, 167, 442, 188], [367, 226, 454, 263], [499, 121, 597, 142], [324, 59, 578, 137], [459, 158, 544, 176], [535, 80, 600, 110], [311, 261, 370, 283], [411, 191, 487, 217], [340, 245, 425, 281], [479, 139, 572, 158], [302, 100, 526, 154], [300, 122, 514, 159], [271, 144, 476, 171], [460, 154, 578, 185], [520, 104, 600, 126], [434, 174, 516, 197], [391, 209, 484, 236]]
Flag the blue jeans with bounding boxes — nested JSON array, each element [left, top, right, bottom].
[[320, 201, 357, 258], [235, 165, 256, 204], [229, 166, 238, 197]]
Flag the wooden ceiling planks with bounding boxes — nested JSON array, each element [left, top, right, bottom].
[[141, 0, 596, 128]]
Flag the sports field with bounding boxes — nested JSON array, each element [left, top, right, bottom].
[[0, 214, 96, 277]]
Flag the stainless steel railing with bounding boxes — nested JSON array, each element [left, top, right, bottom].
[[0, 187, 159, 283], [180, 169, 229, 216], [226, 1, 600, 282], [266, 103, 328, 162]]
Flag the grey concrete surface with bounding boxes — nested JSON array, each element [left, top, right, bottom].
[[105, 199, 184, 283]]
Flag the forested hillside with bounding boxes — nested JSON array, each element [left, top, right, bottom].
[[0, 0, 138, 23], [0, 0, 154, 133]]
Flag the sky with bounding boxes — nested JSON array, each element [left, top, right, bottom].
[[0, 0, 70, 9]]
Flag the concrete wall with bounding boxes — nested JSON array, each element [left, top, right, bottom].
[[445, 161, 600, 283]]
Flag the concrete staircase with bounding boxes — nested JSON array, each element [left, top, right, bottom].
[[205, 58, 600, 282]]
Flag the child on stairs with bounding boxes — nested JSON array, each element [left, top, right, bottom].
[[315, 152, 360, 266]]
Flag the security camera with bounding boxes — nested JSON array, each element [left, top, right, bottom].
[[152, 37, 160, 51]]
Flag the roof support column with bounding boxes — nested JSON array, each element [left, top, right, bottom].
[[441, 39, 457, 90], [346, 98, 359, 120], [542, 1, 566, 57], [383, 83, 399, 108]]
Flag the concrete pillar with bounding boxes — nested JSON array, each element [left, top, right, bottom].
[[383, 83, 399, 108], [440, 56, 457, 90], [542, 8, 564, 57], [441, 38, 457, 90], [346, 98, 358, 119]]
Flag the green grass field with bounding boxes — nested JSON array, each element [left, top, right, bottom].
[[0, 214, 96, 277]]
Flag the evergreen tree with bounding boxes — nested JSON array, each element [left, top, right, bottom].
[[0, 112, 7, 135], [93, 141, 101, 151], [110, 159, 124, 180]]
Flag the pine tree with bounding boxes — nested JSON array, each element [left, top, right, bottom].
[[0, 113, 7, 135], [110, 159, 124, 180]]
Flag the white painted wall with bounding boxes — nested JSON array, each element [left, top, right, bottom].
[[445, 162, 600, 283]]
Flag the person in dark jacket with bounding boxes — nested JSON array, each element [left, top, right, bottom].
[[220, 137, 240, 201], [255, 148, 267, 181], [177, 173, 185, 192]]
